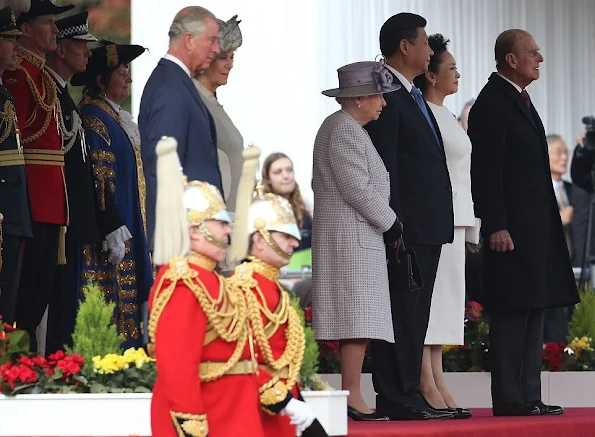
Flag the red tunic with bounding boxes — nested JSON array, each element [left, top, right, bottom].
[[149, 258, 266, 437], [233, 262, 302, 437], [3, 48, 67, 225]]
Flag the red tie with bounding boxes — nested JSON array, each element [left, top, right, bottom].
[[521, 90, 531, 109]]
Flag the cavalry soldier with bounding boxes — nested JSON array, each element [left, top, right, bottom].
[[3, 0, 74, 350], [0, 6, 31, 326], [228, 148, 319, 435], [148, 138, 305, 437]]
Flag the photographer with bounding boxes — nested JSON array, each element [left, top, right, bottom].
[[570, 118, 595, 193]]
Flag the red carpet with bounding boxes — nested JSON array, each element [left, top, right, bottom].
[[347, 408, 595, 437]]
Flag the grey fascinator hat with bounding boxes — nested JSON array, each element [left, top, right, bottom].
[[322, 60, 400, 98], [218, 15, 242, 53]]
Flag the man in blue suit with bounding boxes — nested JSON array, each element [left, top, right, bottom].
[[139, 6, 222, 248]]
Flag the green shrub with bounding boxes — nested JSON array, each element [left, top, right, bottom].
[[67, 284, 123, 370]]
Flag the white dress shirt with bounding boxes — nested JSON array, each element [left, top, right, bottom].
[[497, 72, 523, 93], [163, 53, 191, 78], [385, 64, 413, 93]]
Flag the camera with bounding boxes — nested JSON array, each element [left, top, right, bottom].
[[582, 116, 595, 150]]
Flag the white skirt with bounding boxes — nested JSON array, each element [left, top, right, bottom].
[[425, 227, 466, 345]]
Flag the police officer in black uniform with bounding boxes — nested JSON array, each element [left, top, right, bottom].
[[45, 11, 129, 353], [0, 6, 32, 325]]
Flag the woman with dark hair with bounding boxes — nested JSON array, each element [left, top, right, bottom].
[[412, 34, 479, 417], [70, 41, 153, 349], [262, 153, 313, 251]]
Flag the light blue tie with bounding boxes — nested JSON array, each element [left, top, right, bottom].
[[411, 86, 440, 144]]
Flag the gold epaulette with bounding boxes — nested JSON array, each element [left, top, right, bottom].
[[229, 261, 258, 290], [82, 115, 111, 146]]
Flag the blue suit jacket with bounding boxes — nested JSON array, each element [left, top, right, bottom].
[[139, 58, 222, 248]]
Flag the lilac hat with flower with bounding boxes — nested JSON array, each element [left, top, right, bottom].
[[322, 60, 400, 98]]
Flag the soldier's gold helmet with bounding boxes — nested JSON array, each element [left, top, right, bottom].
[[248, 189, 301, 259], [153, 137, 230, 265]]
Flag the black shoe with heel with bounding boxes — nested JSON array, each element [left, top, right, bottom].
[[347, 405, 390, 421], [434, 407, 473, 419]]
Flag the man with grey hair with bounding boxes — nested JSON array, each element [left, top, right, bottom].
[[45, 11, 129, 354], [139, 6, 222, 250]]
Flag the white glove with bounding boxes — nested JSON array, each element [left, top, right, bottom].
[[281, 398, 315, 432], [102, 225, 132, 265]]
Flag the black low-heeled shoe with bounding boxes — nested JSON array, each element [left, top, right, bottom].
[[434, 407, 472, 419], [347, 405, 390, 421], [452, 407, 473, 419]]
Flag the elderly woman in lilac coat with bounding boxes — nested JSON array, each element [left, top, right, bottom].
[[312, 61, 400, 421]]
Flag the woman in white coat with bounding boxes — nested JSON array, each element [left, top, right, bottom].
[[313, 61, 401, 420], [413, 34, 480, 418]]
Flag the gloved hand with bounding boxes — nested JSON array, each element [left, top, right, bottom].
[[102, 225, 132, 265], [465, 241, 481, 254], [281, 398, 315, 432]]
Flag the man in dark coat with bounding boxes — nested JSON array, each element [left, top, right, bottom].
[[468, 29, 579, 417], [365, 13, 454, 421], [0, 6, 32, 325], [45, 12, 128, 353], [139, 6, 223, 250]]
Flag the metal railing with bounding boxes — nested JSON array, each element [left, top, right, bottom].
[[279, 266, 312, 281], [281, 266, 589, 284]]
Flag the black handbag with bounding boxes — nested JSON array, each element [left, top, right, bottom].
[[395, 237, 424, 291]]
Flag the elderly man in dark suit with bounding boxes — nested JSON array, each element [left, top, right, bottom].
[[542, 134, 589, 343], [139, 6, 222, 249], [469, 29, 579, 417], [365, 13, 454, 421]]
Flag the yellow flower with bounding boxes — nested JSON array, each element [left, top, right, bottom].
[[570, 336, 594, 356], [442, 345, 458, 353], [92, 349, 155, 375]]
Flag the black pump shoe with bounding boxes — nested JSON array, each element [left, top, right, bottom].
[[347, 405, 390, 421], [434, 407, 473, 419]]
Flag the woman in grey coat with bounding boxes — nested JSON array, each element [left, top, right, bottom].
[[312, 60, 401, 420]]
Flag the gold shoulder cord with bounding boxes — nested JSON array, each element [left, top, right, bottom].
[[148, 257, 249, 382], [15, 53, 58, 144], [231, 260, 305, 390], [0, 100, 20, 145]]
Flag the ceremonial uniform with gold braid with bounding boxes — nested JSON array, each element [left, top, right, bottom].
[[226, 182, 321, 436], [0, 6, 32, 324], [230, 257, 306, 437], [148, 139, 292, 437], [149, 254, 268, 437], [44, 11, 129, 353], [3, 45, 68, 347]]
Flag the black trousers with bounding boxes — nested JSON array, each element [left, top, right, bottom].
[[46, 230, 81, 355], [0, 234, 25, 324], [14, 222, 60, 352], [371, 244, 442, 413], [489, 309, 545, 406]]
